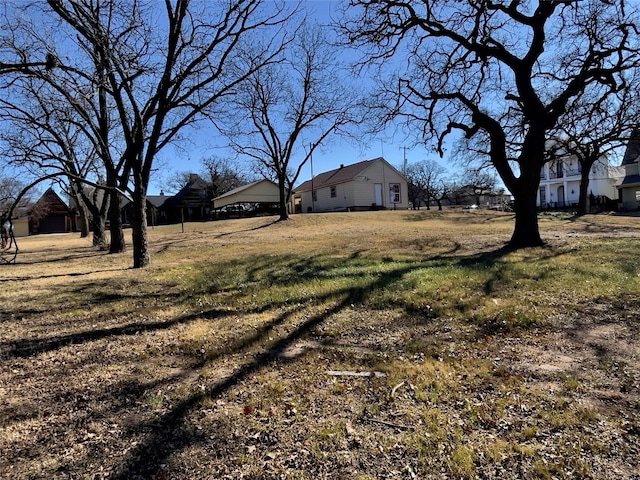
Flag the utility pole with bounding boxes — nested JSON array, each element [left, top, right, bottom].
[[310, 144, 315, 213], [402, 146, 407, 175]]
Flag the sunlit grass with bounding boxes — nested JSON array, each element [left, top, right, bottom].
[[161, 234, 640, 339]]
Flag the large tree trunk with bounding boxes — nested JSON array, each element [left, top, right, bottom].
[[509, 171, 543, 248], [576, 164, 591, 216], [108, 190, 125, 253], [92, 214, 108, 249], [131, 182, 150, 268], [77, 202, 90, 238]]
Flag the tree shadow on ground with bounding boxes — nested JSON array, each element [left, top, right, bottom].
[[107, 243, 548, 478], [2, 242, 560, 478], [0, 266, 128, 283], [0, 308, 230, 359], [13, 246, 110, 265], [109, 260, 419, 479], [154, 218, 279, 254]]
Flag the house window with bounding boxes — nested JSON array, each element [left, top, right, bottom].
[[330, 186, 336, 198], [635, 190, 640, 202], [389, 183, 401, 203], [312, 190, 317, 202]]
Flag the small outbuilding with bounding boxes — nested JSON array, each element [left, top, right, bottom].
[[212, 179, 280, 210], [7, 203, 30, 238], [291, 157, 409, 213], [12, 217, 30, 238]]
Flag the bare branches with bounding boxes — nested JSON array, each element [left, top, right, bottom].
[[341, 0, 639, 247], [2, 0, 298, 266], [215, 22, 362, 220]]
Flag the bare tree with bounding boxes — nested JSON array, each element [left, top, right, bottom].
[[1, 2, 130, 251], [162, 171, 194, 195], [342, 0, 640, 248], [200, 156, 252, 198], [163, 156, 249, 202], [462, 169, 497, 206], [0, 175, 51, 236], [37, 0, 296, 267], [0, 77, 112, 246], [405, 159, 447, 210], [431, 180, 453, 211], [0, 177, 26, 215], [216, 23, 362, 220]]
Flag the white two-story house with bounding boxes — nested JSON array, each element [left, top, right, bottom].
[[537, 157, 624, 209]]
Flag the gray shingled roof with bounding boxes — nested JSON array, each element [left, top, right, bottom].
[[147, 195, 168, 208], [622, 127, 640, 166], [620, 174, 640, 186], [214, 179, 267, 200], [294, 158, 383, 192]]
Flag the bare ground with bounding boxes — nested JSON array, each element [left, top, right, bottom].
[[1, 210, 640, 479]]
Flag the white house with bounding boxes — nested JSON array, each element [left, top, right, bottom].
[[292, 157, 409, 213], [618, 129, 640, 211], [537, 157, 624, 209]]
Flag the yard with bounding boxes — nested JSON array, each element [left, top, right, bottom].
[[1, 210, 639, 479]]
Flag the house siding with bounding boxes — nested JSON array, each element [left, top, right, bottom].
[[355, 162, 409, 209], [30, 188, 77, 234], [619, 162, 640, 210], [294, 158, 409, 213], [12, 219, 29, 238], [352, 179, 375, 207], [618, 127, 640, 211], [213, 180, 280, 208], [317, 182, 349, 211]]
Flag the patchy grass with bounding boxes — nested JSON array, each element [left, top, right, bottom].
[[1, 211, 640, 479]]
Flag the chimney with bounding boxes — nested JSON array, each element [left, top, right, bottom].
[[340, 164, 344, 169], [160, 190, 165, 196]]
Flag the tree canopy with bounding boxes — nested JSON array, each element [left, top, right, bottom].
[[215, 23, 363, 221], [342, 0, 640, 247], [1, 0, 296, 267]]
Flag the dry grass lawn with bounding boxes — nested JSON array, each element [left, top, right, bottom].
[[1, 210, 639, 479]]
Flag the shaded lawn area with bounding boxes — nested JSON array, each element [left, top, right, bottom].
[[1, 211, 639, 479]]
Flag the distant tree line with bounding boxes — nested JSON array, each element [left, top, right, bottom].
[[404, 161, 502, 210]]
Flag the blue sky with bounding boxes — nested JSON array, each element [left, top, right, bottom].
[[151, 0, 449, 195], [153, 122, 442, 194]]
